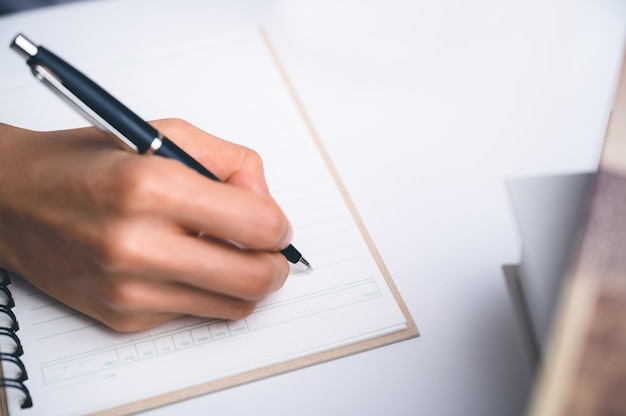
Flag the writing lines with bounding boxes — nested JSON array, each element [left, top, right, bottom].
[[39, 278, 383, 385]]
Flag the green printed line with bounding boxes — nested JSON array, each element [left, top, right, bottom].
[[39, 278, 383, 385]]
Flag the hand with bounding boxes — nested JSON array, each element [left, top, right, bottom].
[[0, 119, 292, 331]]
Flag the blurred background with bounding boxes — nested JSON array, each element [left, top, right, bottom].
[[0, 0, 84, 14]]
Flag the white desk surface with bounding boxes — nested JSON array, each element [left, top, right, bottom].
[[1, 1, 625, 415]]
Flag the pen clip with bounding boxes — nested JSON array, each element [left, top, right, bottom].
[[32, 64, 139, 153]]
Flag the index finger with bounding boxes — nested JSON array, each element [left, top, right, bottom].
[[151, 118, 270, 194]]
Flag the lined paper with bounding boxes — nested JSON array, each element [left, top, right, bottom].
[[0, 29, 416, 415]]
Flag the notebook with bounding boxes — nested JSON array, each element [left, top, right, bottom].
[[0, 28, 418, 415], [527, 45, 626, 415]]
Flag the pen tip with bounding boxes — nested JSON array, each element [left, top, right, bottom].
[[298, 257, 313, 272]]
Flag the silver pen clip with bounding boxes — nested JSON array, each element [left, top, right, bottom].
[[33, 65, 139, 152]]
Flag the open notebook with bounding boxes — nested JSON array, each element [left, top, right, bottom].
[[0, 29, 417, 415]]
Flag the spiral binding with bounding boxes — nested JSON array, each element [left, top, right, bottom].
[[0, 268, 32, 409]]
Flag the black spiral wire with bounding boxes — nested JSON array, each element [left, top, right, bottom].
[[0, 268, 32, 408]]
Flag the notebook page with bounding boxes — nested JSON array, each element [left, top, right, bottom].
[[0, 29, 411, 415]]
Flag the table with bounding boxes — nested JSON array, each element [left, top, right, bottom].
[[1, 1, 624, 414]]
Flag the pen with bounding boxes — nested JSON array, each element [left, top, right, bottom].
[[10, 33, 312, 271]]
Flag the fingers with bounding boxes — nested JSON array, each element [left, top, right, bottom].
[[166, 172, 293, 251], [95, 220, 290, 301], [0, 121, 293, 333], [84, 232, 287, 332], [95, 118, 293, 251], [88, 279, 260, 333], [98, 150, 293, 251], [151, 118, 270, 194]]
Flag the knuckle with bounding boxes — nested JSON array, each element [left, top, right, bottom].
[[226, 300, 257, 320], [243, 147, 263, 169], [151, 118, 193, 139], [243, 278, 272, 300], [88, 281, 148, 332], [158, 117, 190, 132], [91, 223, 142, 274], [102, 315, 151, 333], [239, 258, 282, 299], [107, 159, 163, 213], [100, 279, 145, 312], [93, 287, 173, 332], [99, 312, 138, 332]]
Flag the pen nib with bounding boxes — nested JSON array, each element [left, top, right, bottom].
[[297, 257, 313, 272]]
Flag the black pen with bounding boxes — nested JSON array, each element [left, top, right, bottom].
[[10, 33, 311, 271]]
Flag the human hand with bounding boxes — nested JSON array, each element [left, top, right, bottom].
[[0, 119, 292, 331]]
